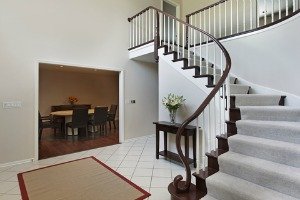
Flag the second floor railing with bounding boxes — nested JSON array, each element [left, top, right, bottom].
[[186, 0, 300, 41]]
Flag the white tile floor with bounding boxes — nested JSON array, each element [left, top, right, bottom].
[[0, 135, 196, 200]]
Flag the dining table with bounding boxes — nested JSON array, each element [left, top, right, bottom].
[[51, 109, 95, 136]]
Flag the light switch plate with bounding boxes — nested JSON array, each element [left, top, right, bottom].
[[3, 101, 22, 109]]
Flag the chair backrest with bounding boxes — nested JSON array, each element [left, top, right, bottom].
[[93, 107, 108, 124], [108, 104, 118, 115], [38, 112, 42, 128], [71, 108, 89, 127]]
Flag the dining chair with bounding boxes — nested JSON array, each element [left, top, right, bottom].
[[107, 104, 118, 130], [89, 107, 108, 138], [65, 108, 89, 140], [38, 112, 61, 140]]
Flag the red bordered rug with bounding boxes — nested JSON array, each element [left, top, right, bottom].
[[18, 156, 151, 200]]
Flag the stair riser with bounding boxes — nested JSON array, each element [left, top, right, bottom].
[[195, 179, 207, 195], [229, 109, 241, 122], [207, 155, 219, 171], [217, 137, 229, 151], [226, 122, 237, 136]]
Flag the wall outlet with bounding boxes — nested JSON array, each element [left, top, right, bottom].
[[130, 100, 136, 104], [3, 101, 22, 109]]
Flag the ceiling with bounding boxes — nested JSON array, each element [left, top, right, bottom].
[[39, 63, 119, 76]]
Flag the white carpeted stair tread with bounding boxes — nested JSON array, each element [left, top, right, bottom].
[[199, 67, 222, 75], [239, 106, 300, 122], [206, 172, 298, 200], [233, 94, 284, 107], [229, 84, 250, 94], [236, 120, 300, 144], [214, 75, 237, 84], [228, 134, 300, 167], [219, 151, 300, 198], [201, 195, 218, 200]]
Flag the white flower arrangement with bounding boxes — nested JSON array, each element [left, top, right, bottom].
[[162, 93, 186, 111]]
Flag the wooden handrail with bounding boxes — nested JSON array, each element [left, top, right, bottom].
[[186, 0, 229, 17], [128, 6, 232, 193]]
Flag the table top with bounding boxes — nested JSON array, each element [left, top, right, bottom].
[[153, 121, 197, 130], [51, 109, 94, 116]]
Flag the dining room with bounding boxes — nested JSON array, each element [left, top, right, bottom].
[[38, 63, 120, 159]]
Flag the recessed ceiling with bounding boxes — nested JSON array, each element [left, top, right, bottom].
[[39, 63, 119, 76]]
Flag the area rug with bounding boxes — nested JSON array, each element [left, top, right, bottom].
[[18, 157, 150, 200]]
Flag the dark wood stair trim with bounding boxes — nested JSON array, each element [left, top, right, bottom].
[[226, 121, 237, 136], [168, 182, 205, 200], [205, 149, 227, 170], [217, 134, 229, 151], [229, 108, 241, 122], [193, 167, 218, 195]]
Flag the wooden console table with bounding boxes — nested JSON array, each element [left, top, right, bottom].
[[153, 121, 197, 168]]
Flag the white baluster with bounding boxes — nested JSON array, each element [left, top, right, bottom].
[[153, 9, 155, 40], [202, 111, 207, 168], [142, 13, 144, 44], [264, 0, 267, 25], [139, 15, 141, 45], [225, 0, 227, 36], [146, 10, 148, 42], [168, 16, 170, 50], [250, 0, 253, 29], [214, 6, 216, 37], [172, 19, 175, 51], [237, 0, 239, 33], [182, 24, 185, 58], [196, 116, 201, 172], [243, 0, 246, 31], [209, 8, 211, 35], [129, 20, 132, 48], [286, 0, 289, 16], [279, 0, 282, 19], [271, 0, 275, 23], [164, 15, 166, 45], [177, 21, 180, 58], [231, 0, 233, 34], [188, 27, 190, 66], [293, 0, 296, 12], [194, 29, 196, 66], [219, 4, 222, 38]]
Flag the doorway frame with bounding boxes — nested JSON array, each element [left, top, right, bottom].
[[161, 0, 181, 19], [34, 61, 125, 161]]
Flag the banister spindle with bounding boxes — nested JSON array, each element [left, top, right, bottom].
[[225, 0, 227, 36], [271, 0, 275, 23], [153, 9, 155, 40], [168, 16, 170, 50], [182, 24, 185, 58], [279, 0, 282, 19], [142, 13, 144, 43], [196, 116, 201, 172], [243, 0, 246, 31], [177, 21, 180, 58], [236, 0, 239, 33], [264, 0, 267, 26], [219, 4, 222, 38], [250, 0, 253, 29], [231, 0, 233, 34], [286, 0, 289, 16], [293, 0, 296, 12], [172, 19, 175, 51]]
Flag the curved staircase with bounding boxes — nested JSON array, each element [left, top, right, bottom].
[[128, 4, 300, 200], [198, 77, 300, 199]]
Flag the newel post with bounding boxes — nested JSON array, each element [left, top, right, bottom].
[[154, 11, 160, 63]]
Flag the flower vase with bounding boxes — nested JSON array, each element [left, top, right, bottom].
[[169, 109, 177, 124]]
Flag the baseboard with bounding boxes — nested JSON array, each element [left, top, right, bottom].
[[0, 158, 34, 168]]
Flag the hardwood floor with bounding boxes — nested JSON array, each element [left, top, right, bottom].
[[39, 123, 119, 160]]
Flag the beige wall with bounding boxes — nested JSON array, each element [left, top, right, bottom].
[[39, 68, 119, 116], [0, 0, 160, 164]]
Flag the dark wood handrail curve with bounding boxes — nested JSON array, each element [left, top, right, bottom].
[[186, 0, 229, 17], [128, 6, 232, 193]]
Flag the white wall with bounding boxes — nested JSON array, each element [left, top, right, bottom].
[[158, 58, 206, 157], [221, 14, 300, 104], [0, 0, 159, 165]]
